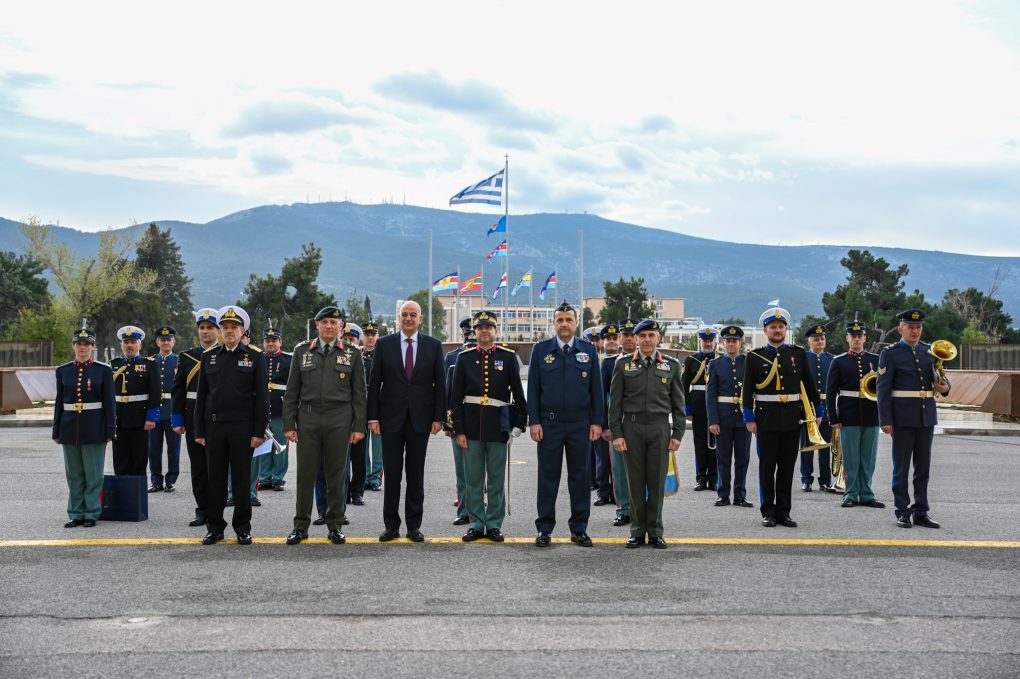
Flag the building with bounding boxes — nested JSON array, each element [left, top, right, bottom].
[[584, 296, 686, 323], [435, 294, 562, 342]]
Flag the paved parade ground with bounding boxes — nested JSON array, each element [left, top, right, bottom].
[[1, 427, 1018, 677]]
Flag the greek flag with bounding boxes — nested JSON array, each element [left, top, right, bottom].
[[450, 169, 504, 206]]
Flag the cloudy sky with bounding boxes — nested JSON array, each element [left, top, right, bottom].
[[2, 0, 1019, 255]]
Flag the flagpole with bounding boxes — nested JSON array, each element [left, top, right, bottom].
[[578, 229, 584, 337], [428, 230, 433, 337], [503, 153, 510, 334], [455, 264, 460, 337], [529, 271, 534, 341]]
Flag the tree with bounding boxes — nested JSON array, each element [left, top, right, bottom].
[[582, 306, 595, 330], [406, 289, 446, 339], [0, 251, 51, 338], [343, 290, 374, 325], [598, 277, 656, 324], [238, 243, 336, 348], [960, 322, 990, 345], [6, 304, 70, 363], [942, 275, 1012, 343], [716, 316, 747, 326]]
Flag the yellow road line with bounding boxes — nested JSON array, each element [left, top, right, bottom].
[[0, 537, 1017, 548]]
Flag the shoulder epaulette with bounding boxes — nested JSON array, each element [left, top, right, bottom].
[[496, 345, 516, 353], [246, 344, 263, 353], [202, 345, 218, 354], [144, 356, 155, 362], [281, 350, 293, 356], [294, 340, 311, 349]]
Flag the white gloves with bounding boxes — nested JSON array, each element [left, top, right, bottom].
[[510, 427, 523, 439]]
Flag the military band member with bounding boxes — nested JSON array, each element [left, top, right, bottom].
[[826, 321, 884, 508], [706, 325, 753, 508], [599, 322, 630, 526], [172, 308, 220, 527], [450, 310, 527, 541], [609, 319, 686, 548], [342, 323, 368, 507], [682, 327, 718, 492], [194, 306, 269, 545], [877, 309, 950, 529], [148, 325, 181, 493], [110, 326, 161, 476], [445, 317, 476, 526], [528, 301, 604, 548], [361, 321, 384, 492], [801, 325, 834, 492], [259, 326, 291, 491], [54, 327, 115, 528], [284, 307, 367, 545], [742, 308, 823, 527]]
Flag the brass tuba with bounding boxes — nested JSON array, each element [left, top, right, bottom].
[[859, 370, 878, 401], [929, 339, 957, 383], [829, 431, 845, 492], [799, 382, 830, 452]]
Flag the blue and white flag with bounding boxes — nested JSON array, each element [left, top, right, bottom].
[[490, 273, 508, 301], [450, 169, 504, 206], [487, 215, 507, 236], [510, 270, 532, 297]]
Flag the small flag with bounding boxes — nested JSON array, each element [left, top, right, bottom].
[[487, 216, 507, 236], [510, 269, 532, 297], [490, 273, 508, 301], [767, 298, 780, 306], [432, 272, 459, 294], [459, 272, 483, 294], [664, 451, 679, 496], [450, 169, 504, 206], [538, 271, 557, 300], [486, 239, 508, 262]]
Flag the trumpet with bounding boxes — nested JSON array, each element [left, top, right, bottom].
[[799, 382, 830, 452], [829, 430, 846, 492], [859, 370, 878, 401], [707, 427, 716, 450], [929, 339, 957, 383]]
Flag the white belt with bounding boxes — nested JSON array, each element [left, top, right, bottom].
[[892, 390, 935, 398], [186, 391, 197, 400], [161, 392, 171, 399], [64, 402, 102, 412], [839, 390, 860, 398], [463, 395, 509, 407], [117, 394, 150, 404], [269, 384, 287, 391], [717, 396, 740, 404], [690, 385, 707, 391], [755, 394, 797, 403]]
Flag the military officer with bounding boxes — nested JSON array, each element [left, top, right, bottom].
[[193, 305, 269, 545], [361, 321, 384, 492], [599, 321, 631, 527], [742, 308, 824, 527], [706, 325, 753, 508], [54, 327, 116, 528], [444, 317, 476, 525], [801, 324, 835, 492], [682, 327, 718, 492], [341, 323, 368, 507], [259, 325, 291, 491], [110, 326, 161, 476], [827, 321, 885, 508], [450, 310, 527, 541], [877, 309, 950, 529], [609, 319, 686, 549], [147, 325, 181, 493], [591, 325, 616, 508], [172, 308, 220, 527], [284, 306, 367, 545], [527, 301, 604, 548]]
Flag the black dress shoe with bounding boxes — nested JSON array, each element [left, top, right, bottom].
[[329, 529, 346, 544], [367, 483, 381, 492], [407, 529, 425, 542], [286, 529, 307, 545], [452, 515, 470, 526], [312, 515, 326, 526], [860, 499, 886, 508], [250, 497, 261, 507], [202, 532, 224, 545], [462, 528, 485, 542], [801, 483, 812, 492], [734, 499, 753, 507], [226, 498, 235, 507], [189, 516, 206, 527], [593, 496, 612, 506], [350, 495, 365, 506], [819, 483, 832, 492], [778, 516, 798, 527], [64, 519, 83, 528], [486, 529, 505, 542], [342, 517, 350, 526], [612, 515, 631, 526], [693, 481, 709, 491], [913, 515, 941, 529], [147, 484, 164, 493], [897, 516, 913, 528], [649, 537, 667, 549], [272, 483, 285, 491], [762, 517, 777, 527], [535, 532, 551, 547], [82, 519, 96, 527], [625, 536, 644, 548], [841, 499, 858, 507], [165, 483, 176, 493], [570, 532, 593, 547], [379, 529, 399, 542], [714, 497, 731, 507], [237, 532, 252, 545]]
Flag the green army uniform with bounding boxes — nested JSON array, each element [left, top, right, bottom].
[[608, 341, 686, 542]]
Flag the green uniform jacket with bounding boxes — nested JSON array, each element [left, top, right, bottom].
[[608, 350, 687, 440], [282, 339, 367, 434]]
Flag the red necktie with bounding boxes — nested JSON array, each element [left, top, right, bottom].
[[405, 337, 414, 380]]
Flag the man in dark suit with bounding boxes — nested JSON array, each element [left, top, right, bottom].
[[367, 300, 446, 542]]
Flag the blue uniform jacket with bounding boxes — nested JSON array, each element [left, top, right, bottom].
[[53, 360, 116, 445], [706, 353, 745, 428], [600, 353, 621, 429], [151, 352, 177, 421], [825, 351, 879, 427], [805, 349, 834, 405], [877, 340, 950, 428], [527, 337, 604, 425], [265, 350, 292, 418]]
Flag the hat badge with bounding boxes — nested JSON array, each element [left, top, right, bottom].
[[911, 311, 920, 320], [223, 308, 237, 318], [816, 326, 823, 334], [161, 329, 169, 335]]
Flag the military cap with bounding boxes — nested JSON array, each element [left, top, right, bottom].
[[472, 310, 498, 328], [897, 309, 926, 324], [362, 321, 380, 335], [720, 325, 744, 339], [582, 327, 599, 341], [697, 326, 718, 340], [600, 323, 620, 338], [343, 323, 362, 340], [759, 307, 791, 327], [634, 319, 662, 334], [242, 329, 251, 338], [155, 326, 176, 339], [117, 325, 145, 341], [263, 326, 282, 340], [846, 321, 866, 335], [217, 305, 250, 330], [72, 327, 97, 344], [195, 308, 219, 327], [805, 324, 826, 338], [620, 318, 638, 334], [314, 306, 344, 322], [555, 300, 575, 314]]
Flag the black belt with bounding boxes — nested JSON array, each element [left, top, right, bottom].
[[541, 410, 586, 423], [623, 413, 668, 424]]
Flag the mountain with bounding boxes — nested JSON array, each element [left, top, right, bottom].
[[2, 203, 1018, 324]]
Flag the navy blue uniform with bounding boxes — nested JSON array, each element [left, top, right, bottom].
[[444, 344, 473, 520], [706, 353, 751, 502], [527, 337, 604, 535], [110, 354, 161, 476], [148, 352, 182, 487], [261, 350, 292, 489], [171, 344, 212, 521], [801, 349, 834, 487], [53, 359, 117, 445], [826, 352, 879, 428], [682, 351, 717, 487]]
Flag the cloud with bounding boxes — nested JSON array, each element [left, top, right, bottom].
[[0, 70, 53, 89], [222, 97, 373, 137], [246, 150, 293, 176], [636, 115, 677, 134], [374, 71, 556, 132], [487, 129, 536, 151]]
